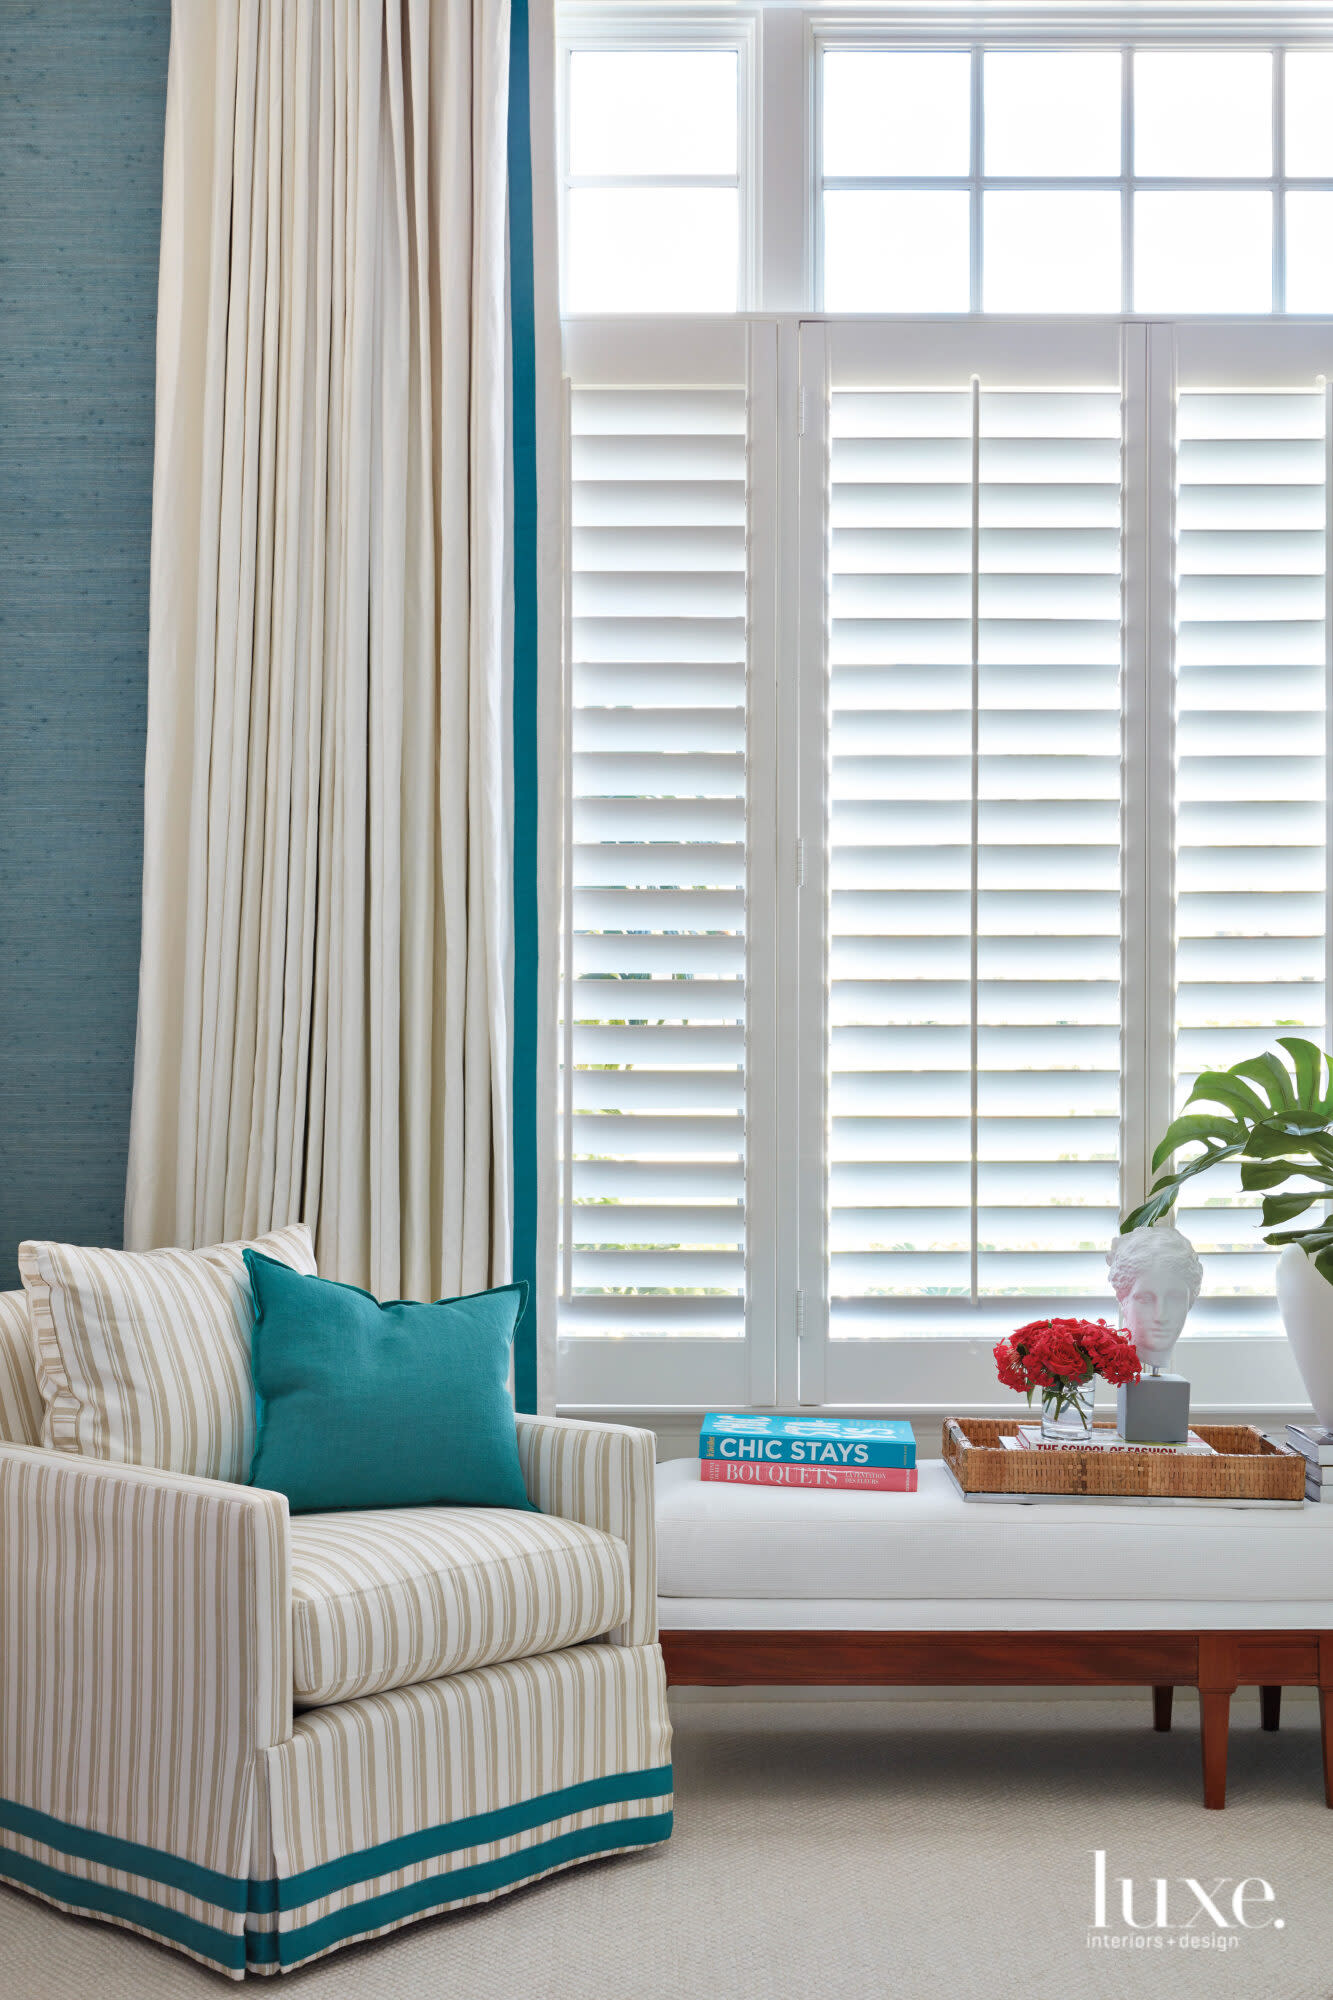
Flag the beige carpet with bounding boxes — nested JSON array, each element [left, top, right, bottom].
[[4, 1694, 1333, 2000]]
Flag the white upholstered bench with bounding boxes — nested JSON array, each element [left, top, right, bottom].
[[654, 1456, 1333, 1808]]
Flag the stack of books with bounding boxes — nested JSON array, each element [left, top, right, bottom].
[[698, 1413, 917, 1491], [1284, 1423, 1333, 1503]]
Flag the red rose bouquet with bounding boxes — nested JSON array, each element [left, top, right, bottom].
[[993, 1317, 1141, 1433]]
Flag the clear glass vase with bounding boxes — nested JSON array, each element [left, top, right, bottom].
[[1040, 1375, 1095, 1442]]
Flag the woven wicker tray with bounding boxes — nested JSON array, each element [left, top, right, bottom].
[[943, 1419, 1305, 1506]]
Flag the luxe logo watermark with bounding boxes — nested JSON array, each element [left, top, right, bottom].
[[1087, 1849, 1284, 1953]]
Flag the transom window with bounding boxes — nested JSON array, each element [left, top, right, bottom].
[[561, 44, 747, 312], [822, 46, 1333, 314], [559, 28, 1333, 318]]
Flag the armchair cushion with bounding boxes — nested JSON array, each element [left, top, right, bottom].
[[288, 1505, 631, 1706], [17, 1224, 316, 1480]]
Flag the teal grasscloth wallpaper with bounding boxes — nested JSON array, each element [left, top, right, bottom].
[[0, 2, 172, 1289]]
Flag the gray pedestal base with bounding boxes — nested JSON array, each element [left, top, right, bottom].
[[1117, 1372, 1191, 1444]]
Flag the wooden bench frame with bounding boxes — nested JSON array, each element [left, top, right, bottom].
[[660, 1627, 1333, 1808]]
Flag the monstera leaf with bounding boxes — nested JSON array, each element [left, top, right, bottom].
[[1120, 1038, 1333, 1285]]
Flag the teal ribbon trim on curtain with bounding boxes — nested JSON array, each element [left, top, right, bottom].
[[508, 0, 539, 1415]]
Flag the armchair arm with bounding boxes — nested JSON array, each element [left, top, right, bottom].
[[515, 1416, 658, 1646], [0, 1443, 290, 1956]]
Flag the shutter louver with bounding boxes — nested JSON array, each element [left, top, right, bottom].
[[1173, 388, 1328, 1305], [562, 385, 748, 1335], [827, 385, 1124, 1331]]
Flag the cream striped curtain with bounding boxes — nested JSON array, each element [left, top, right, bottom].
[[126, 0, 514, 1303]]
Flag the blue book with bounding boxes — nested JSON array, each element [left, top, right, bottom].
[[698, 1413, 916, 1471]]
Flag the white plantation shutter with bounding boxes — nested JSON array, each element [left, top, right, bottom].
[[824, 379, 1124, 1332], [557, 320, 781, 1412], [1172, 384, 1329, 1311], [566, 383, 746, 1326], [552, 318, 1327, 1416]]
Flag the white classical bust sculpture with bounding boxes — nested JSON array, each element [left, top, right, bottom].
[[1106, 1225, 1204, 1375]]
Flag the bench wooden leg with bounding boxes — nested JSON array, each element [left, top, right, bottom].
[[1198, 1636, 1237, 1810], [1153, 1685, 1174, 1732], [1260, 1685, 1282, 1732], [1200, 1690, 1232, 1808], [1317, 1639, 1333, 1809], [1317, 1687, 1333, 1809]]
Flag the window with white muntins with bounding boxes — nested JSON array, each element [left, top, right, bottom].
[[553, 7, 1333, 1419]]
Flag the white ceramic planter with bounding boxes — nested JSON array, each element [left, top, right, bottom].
[[1275, 1243, 1333, 1430]]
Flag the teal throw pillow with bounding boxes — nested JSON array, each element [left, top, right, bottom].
[[244, 1251, 532, 1513]]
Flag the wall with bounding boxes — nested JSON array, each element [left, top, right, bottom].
[[0, 2, 171, 1289]]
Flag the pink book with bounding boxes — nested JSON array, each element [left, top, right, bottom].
[[699, 1458, 918, 1492]]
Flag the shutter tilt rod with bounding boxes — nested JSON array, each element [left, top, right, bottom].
[[970, 374, 981, 1309]]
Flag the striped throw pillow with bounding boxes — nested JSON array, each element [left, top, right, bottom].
[[18, 1224, 316, 1482], [0, 1289, 41, 1447]]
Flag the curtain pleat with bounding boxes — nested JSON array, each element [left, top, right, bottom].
[[126, 0, 514, 1303]]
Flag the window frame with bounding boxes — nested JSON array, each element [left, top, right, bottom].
[[551, 5, 1333, 1423]]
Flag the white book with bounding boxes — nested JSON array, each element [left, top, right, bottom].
[[1016, 1425, 1214, 1457], [1306, 1474, 1333, 1504], [1286, 1424, 1333, 1468]]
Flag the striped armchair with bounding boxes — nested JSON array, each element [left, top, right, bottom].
[[0, 1289, 671, 1977]]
